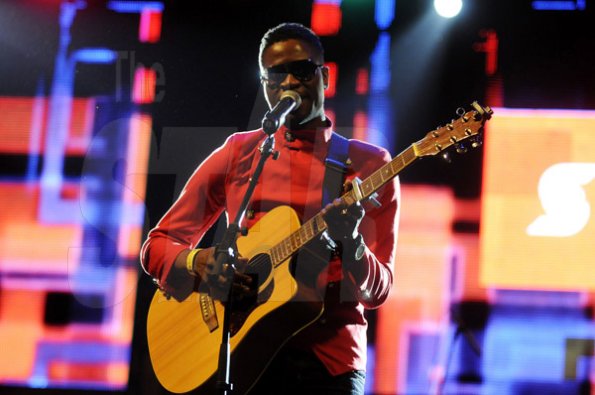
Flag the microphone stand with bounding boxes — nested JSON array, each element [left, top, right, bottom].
[[211, 127, 279, 395]]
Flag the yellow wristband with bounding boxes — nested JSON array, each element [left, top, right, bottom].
[[186, 249, 202, 277]]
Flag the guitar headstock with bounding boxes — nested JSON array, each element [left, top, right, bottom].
[[412, 101, 493, 158]]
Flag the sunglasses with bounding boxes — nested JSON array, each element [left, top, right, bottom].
[[261, 59, 322, 89]]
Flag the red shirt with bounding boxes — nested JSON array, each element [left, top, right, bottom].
[[140, 123, 399, 375]]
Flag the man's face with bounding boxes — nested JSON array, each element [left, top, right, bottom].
[[260, 38, 329, 130]]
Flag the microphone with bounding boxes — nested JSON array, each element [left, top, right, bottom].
[[262, 90, 302, 135]]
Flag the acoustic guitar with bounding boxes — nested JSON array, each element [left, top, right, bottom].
[[146, 102, 493, 394]]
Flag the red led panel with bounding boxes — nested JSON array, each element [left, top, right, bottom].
[[473, 29, 499, 76], [0, 97, 94, 155], [311, 3, 342, 36], [355, 67, 369, 95], [480, 108, 595, 290], [352, 111, 367, 141], [132, 67, 156, 104], [139, 9, 162, 43]]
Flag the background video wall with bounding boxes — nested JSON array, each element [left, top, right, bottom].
[[1, 1, 594, 395], [0, 0, 158, 391]]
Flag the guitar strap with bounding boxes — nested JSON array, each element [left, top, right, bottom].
[[322, 132, 350, 207]]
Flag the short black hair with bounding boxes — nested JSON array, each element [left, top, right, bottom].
[[259, 22, 324, 67]]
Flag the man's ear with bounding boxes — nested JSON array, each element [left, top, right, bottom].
[[321, 65, 329, 89]]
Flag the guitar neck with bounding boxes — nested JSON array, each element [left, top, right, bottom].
[[267, 100, 494, 266], [268, 144, 417, 266]]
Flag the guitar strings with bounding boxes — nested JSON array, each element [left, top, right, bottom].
[[245, 254, 273, 273]]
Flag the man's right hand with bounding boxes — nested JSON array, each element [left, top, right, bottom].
[[194, 247, 253, 301]]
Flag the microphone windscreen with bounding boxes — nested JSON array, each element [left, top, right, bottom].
[[280, 90, 302, 109]]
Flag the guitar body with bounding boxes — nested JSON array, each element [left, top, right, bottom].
[[147, 205, 324, 394]]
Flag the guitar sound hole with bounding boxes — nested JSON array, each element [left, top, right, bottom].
[[245, 253, 273, 291], [231, 253, 273, 317]]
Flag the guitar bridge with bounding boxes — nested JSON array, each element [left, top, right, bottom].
[[199, 293, 219, 332]]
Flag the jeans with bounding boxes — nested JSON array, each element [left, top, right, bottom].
[[248, 347, 366, 395]]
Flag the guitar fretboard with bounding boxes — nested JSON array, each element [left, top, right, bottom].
[[269, 144, 417, 267]]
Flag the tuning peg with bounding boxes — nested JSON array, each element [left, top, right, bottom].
[[442, 152, 451, 163], [456, 143, 468, 154]]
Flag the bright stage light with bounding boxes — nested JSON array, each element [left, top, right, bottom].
[[434, 0, 462, 18]]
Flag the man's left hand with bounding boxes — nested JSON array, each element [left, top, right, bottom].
[[321, 198, 365, 242]]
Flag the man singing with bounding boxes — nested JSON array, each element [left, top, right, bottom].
[[141, 22, 400, 394]]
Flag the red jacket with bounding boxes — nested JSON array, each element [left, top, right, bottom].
[[140, 123, 399, 375]]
